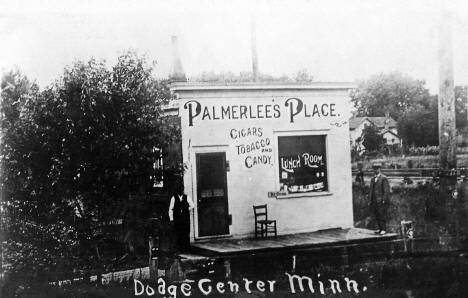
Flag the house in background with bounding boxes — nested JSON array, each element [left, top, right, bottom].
[[349, 114, 401, 150]]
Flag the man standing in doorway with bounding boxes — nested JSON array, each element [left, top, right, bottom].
[[169, 183, 194, 252], [369, 163, 391, 235]]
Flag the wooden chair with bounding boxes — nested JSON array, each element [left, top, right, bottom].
[[253, 204, 277, 239]]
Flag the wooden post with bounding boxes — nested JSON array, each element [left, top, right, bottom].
[[438, 12, 457, 170], [148, 236, 158, 282], [224, 260, 232, 279], [167, 259, 185, 282]]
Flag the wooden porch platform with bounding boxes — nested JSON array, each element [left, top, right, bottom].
[[191, 228, 398, 256]]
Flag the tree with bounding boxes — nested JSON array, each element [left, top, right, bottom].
[[1, 69, 80, 283], [362, 124, 385, 152], [293, 68, 314, 82], [397, 96, 439, 147], [1, 52, 181, 281], [350, 72, 431, 121]]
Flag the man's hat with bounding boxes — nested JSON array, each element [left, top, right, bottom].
[[372, 162, 382, 169]]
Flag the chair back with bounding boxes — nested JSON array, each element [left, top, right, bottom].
[[253, 204, 268, 221]]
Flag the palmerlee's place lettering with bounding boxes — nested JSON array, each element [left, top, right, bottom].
[[133, 273, 367, 297], [183, 98, 339, 126]]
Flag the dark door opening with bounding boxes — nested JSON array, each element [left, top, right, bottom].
[[196, 152, 229, 237]]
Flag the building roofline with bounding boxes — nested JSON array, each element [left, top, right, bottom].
[[170, 81, 356, 92], [349, 116, 397, 129], [382, 129, 400, 138]]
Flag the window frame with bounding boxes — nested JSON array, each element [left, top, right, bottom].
[[152, 147, 164, 188], [273, 130, 331, 199]]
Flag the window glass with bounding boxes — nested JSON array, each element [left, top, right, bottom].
[[278, 135, 328, 193], [152, 147, 164, 188]]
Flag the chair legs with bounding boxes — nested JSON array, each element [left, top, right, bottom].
[[255, 221, 277, 239], [258, 222, 277, 239], [255, 225, 264, 239]]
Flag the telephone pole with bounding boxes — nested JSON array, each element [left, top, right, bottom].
[[438, 12, 457, 171], [438, 11, 458, 240]]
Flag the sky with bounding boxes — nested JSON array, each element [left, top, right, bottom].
[[2, 0, 468, 93]]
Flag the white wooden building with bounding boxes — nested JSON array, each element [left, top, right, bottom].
[[170, 82, 355, 240]]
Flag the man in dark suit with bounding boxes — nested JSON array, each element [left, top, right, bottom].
[[369, 163, 391, 235], [168, 183, 194, 252]]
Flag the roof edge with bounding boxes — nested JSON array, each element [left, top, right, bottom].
[[170, 81, 356, 92]]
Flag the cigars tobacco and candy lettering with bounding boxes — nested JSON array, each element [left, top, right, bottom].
[[230, 127, 273, 168]]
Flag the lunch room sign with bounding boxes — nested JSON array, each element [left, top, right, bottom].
[[278, 135, 328, 194]]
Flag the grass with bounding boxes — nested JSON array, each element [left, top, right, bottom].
[[352, 182, 468, 247], [354, 153, 468, 169], [3, 182, 468, 297]]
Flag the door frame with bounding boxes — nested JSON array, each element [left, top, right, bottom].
[[190, 145, 231, 240]]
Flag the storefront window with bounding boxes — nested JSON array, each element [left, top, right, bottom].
[[278, 135, 328, 194]]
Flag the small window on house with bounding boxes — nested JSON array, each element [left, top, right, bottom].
[[152, 147, 164, 188], [278, 135, 328, 194]]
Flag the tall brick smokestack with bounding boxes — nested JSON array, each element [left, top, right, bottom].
[[169, 35, 187, 82], [251, 16, 258, 82]]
